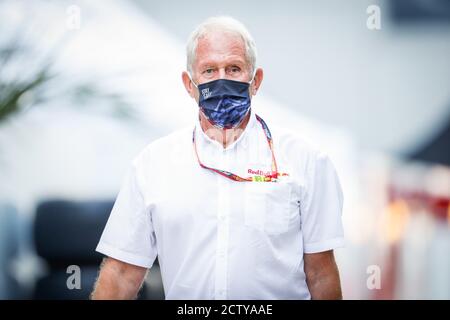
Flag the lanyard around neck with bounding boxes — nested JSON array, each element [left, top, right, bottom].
[[192, 114, 285, 182]]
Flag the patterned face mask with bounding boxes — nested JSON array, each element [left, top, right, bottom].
[[190, 75, 254, 129]]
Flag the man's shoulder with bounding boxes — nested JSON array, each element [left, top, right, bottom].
[[269, 124, 323, 159], [269, 123, 338, 180], [132, 126, 193, 166]]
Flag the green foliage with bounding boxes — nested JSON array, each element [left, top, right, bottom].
[[0, 37, 137, 125]]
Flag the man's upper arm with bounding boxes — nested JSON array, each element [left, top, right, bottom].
[[96, 161, 158, 269], [301, 151, 345, 253]]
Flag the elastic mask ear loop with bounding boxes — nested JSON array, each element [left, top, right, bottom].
[[248, 68, 257, 97], [189, 72, 204, 123], [188, 72, 198, 89], [249, 68, 257, 85]]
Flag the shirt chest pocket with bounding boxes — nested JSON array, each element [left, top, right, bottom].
[[243, 181, 294, 235]]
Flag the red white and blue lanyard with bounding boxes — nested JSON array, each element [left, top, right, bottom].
[[193, 114, 288, 182]]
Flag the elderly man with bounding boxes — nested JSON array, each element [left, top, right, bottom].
[[92, 16, 344, 300]]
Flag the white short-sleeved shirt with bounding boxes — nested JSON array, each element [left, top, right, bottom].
[[96, 111, 344, 299]]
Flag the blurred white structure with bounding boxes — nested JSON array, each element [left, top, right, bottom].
[[0, 0, 448, 299], [133, 0, 450, 156], [0, 0, 357, 223]]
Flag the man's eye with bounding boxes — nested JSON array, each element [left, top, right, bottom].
[[204, 69, 214, 74], [230, 67, 241, 73]]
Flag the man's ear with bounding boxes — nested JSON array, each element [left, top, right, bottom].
[[250, 68, 264, 96], [182, 71, 197, 99]]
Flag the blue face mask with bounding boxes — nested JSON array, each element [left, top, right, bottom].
[[190, 75, 254, 129]]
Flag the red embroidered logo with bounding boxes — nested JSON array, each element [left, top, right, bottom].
[[247, 168, 290, 182], [247, 168, 272, 176]]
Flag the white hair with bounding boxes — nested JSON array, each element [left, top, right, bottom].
[[186, 16, 257, 76]]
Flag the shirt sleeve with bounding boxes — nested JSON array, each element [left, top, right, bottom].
[[96, 161, 157, 268], [300, 151, 345, 254]]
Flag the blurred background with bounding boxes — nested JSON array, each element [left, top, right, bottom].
[[0, 0, 449, 299]]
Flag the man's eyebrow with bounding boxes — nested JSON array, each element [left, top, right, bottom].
[[197, 62, 217, 69], [226, 59, 246, 65], [198, 59, 246, 68]]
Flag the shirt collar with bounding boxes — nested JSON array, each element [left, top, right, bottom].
[[195, 110, 256, 152]]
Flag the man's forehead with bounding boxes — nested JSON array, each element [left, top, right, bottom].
[[198, 29, 244, 44], [195, 31, 247, 65]]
